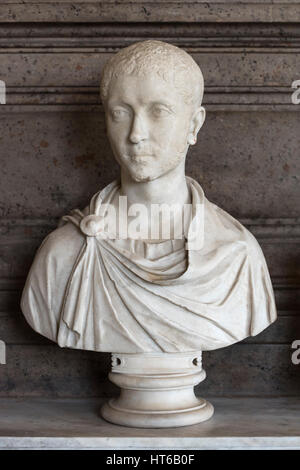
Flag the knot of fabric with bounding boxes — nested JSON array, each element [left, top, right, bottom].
[[80, 214, 103, 237]]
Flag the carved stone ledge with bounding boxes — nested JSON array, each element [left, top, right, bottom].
[[1, 3, 300, 24], [0, 397, 299, 449], [2, 86, 299, 108]]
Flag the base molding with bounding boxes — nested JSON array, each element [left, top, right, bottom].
[[101, 351, 214, 428]]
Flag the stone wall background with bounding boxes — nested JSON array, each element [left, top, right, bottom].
[[0, 1, 299, 398]]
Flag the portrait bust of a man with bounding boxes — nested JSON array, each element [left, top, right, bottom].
[[21, 40, 277, 354]]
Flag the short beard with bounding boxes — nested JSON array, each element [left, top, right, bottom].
[[129, 169, 158, 183]]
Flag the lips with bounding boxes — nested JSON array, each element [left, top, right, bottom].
[[130, 154, 153, 159]]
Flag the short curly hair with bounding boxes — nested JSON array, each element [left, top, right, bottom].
[[100, 40, 204, 108]]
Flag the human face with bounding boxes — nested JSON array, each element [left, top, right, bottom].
[[105, 73, 195, 182]]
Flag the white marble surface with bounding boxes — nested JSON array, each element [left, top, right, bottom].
[[0, 397, 299, 450], [21, 40, 276, 356], [102, 352, 214, 428]]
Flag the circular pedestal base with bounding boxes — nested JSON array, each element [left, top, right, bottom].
[[100, 352, 214, 428], [101, 397, 214, 428]]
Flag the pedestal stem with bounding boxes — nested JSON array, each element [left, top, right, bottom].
[[101, 351, 214, 428]]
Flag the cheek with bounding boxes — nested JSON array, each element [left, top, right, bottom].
[[159, 121, 189, 152], [150, 120, 179, 146], [107, 124, 128, 149]]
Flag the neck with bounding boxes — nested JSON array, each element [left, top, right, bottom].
[[120, 162, 191, 208]]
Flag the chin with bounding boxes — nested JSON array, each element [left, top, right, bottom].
[[130, 172, 158, 183], [128, 164, 162, 183]]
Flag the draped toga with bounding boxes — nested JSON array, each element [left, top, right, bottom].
[[21, 177, 277, 353]]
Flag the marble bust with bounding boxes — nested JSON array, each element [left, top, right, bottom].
[[21, 41, 277, 427]]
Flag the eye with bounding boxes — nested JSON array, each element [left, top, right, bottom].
[[110, 108, 129, 121], [151, 105, 172, 118]]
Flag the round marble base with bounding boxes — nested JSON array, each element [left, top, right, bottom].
[[100, 352, 214, 428]]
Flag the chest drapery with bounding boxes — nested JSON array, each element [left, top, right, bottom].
[[50, 177, 277, 353]]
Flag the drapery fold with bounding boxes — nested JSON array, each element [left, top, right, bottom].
[[21, 177, 277, 352]]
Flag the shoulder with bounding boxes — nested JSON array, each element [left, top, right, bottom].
[[21, 221, 86, 342], [39, 221, 85, 264], [204, 199, 265, 259], [204, 199, 277, 336]]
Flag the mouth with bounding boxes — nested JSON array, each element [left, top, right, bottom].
[[129, 154, 154, 162]]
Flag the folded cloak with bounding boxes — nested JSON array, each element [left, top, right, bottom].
[[21, 177, 277, 352]]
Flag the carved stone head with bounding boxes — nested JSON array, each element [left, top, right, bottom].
[[100, 40, 206, 182]]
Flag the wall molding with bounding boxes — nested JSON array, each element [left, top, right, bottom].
[[1, 2, 300, 23], [1, 86, 298, 110], [0, 23, 300, 49]]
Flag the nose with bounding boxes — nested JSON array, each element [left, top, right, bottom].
[[129, 114, 148, 144]]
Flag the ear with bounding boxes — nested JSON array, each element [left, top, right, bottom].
[[187, 106, 206, 145]]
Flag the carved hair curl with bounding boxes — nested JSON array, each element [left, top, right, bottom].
[[100, 40, 204, 107]]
